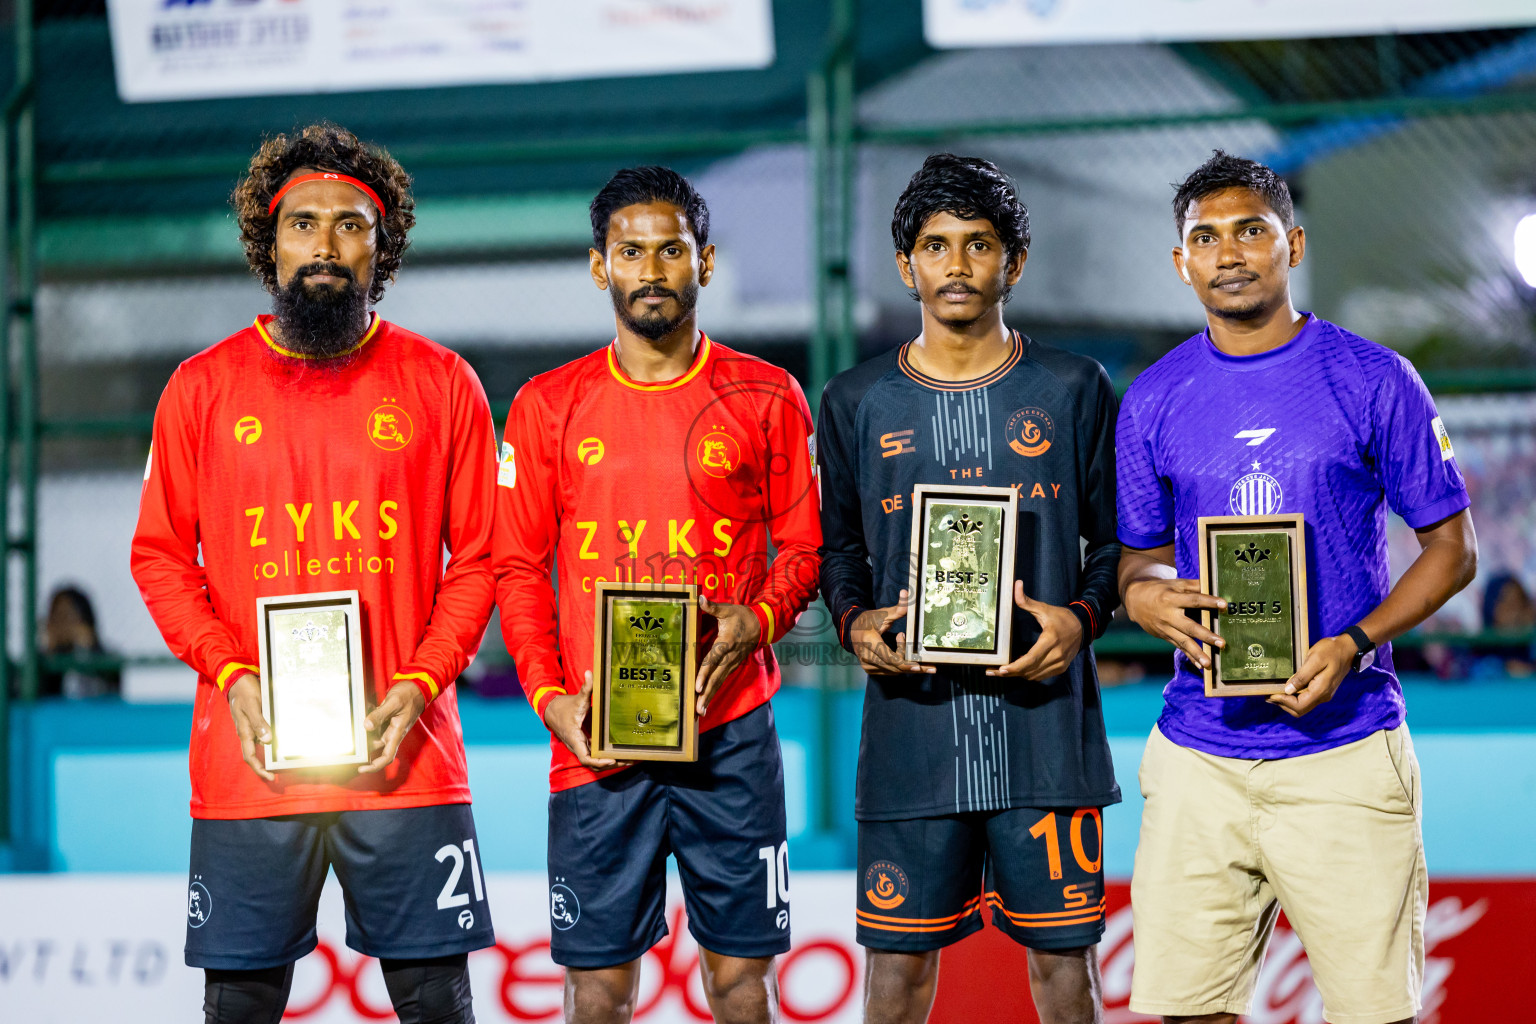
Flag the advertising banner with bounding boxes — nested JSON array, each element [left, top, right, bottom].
[[1, 875, 1531, 1022], [106, 0, 776, 103], [923, 0, 1536, 49]]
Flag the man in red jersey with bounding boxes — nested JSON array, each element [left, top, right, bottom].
[[131, 123, 496, 1024], [494, 166, 821, 1024]]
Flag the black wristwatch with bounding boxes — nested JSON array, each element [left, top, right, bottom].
[[1343, 625, 1376, 672]]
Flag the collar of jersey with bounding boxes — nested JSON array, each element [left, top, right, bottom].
[[898, 330, 1023, 391], [255, 311, 380, 360], [606, 332, 712, 392], [1200, 312, 1319, 372]]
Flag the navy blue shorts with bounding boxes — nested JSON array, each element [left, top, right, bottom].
[[186, 803, 496, 969], [546, 702, 791, 969], [856, 806, 1106, 952]]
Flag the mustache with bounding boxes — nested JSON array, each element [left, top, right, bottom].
[[1209, 272, 1258, 288], [294, 261, 357, 284], [627, 285, 680, 304], [937, 282, 981, 295]]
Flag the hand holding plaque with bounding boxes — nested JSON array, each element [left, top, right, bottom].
[[1197, 514, 1310, 696]]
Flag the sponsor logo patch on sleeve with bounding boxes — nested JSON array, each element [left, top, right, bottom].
[[498, 442, 517, 489], [1432, 416, 1455, 462]]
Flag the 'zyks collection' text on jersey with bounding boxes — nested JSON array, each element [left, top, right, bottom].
[[494, 333, 822, 793], [819, 333, 1122, 820], [131, 314, 498, 819], [1116, 314, 1471, 759]]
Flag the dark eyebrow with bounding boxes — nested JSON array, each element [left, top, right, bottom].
[[615, 237, 685, 249], [282, 206, 370, 221], [1190, 216, 1268, 234], [918, 230, 997, 244]]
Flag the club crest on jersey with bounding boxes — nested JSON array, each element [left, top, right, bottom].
[[577, 437, 605, 466], [696, 429, 741, 479], [864, 861, 909, 911], [1230, 461, 1284, 516], [187, 877, 212, 928], [234, 416, 262, 445], [550, 883, 580, 931], [1006, 407, 1054, 458], [368, 401, 413, 451]]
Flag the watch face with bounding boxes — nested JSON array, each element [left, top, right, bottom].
[[1357, 648, 1376, 673]]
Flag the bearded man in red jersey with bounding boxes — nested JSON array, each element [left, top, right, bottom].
[[131, 123, 497, 1024], [494, 166, 822, 1024]]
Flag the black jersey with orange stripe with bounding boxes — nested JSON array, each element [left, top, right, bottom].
[[817, 332, 1122, 819]]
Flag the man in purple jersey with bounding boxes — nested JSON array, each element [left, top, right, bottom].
[[1115, 152, 1478, 1024]]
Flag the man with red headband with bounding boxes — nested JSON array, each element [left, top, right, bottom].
[[131, 122, 497, 1024]]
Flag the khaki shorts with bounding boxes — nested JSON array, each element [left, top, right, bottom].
[[1129, 724, 1426, 1024]]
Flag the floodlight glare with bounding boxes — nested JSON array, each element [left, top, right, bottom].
[[1516, 214, 1536, 288]]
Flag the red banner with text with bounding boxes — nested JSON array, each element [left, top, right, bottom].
[[932, 880, 1536, 1024]]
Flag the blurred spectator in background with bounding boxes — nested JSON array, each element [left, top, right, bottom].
[[36, 585, 121, 698], [1476, 572, 1536, 677]]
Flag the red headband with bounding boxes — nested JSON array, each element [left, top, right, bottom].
[[267, 172, 387, 218]]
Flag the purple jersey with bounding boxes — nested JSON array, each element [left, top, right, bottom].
[[1116, 314, 1469, 759]]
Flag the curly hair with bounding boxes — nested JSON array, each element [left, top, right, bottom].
[[232, 122, 415, 304]]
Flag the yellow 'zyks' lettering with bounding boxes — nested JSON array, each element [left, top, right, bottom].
[[333, 500, 360, 540], [285, 503, 311, 543], [246, 507, 267, 547]]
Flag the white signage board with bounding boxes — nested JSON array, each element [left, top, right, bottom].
[[924, 0, 1536, 48], [106, 0, 776, 103], [0, 873, 1508, 1023], [0, 873, 862, 1024]]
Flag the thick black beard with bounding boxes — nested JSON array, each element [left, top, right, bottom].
[[271, 263, 371, 360], [611, 281, 699, 341]]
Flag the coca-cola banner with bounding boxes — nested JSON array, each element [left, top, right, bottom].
[[1, 875, 1530, 1023], [930, 881, 1536, 1024]]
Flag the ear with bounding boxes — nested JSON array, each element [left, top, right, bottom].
[[1006, 247, 1028, 286], [1287, 225, 1306, 269], [589, 248, 609, 292], [697, 243, 716, 288], [1172, 247, 1191, 286], [895, 250, 916, 290]]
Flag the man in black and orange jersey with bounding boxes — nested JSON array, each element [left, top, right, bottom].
[[818, 154, 1121, 1024], [132, 123, 496, 1024], [493, 167, 821, 1024]]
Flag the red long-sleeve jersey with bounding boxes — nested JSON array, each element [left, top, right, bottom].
[[493, 333, 822, 792], [131, 314, 497, 819]]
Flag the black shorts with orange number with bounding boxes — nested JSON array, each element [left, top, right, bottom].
[[856, 806, 1106, 952]]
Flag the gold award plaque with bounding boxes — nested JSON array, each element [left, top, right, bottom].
[[256, 589, 370, 769], [592, 582, 699, 762], [904, 484, 1019, 666], [1197, 514, 1310, 697]]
